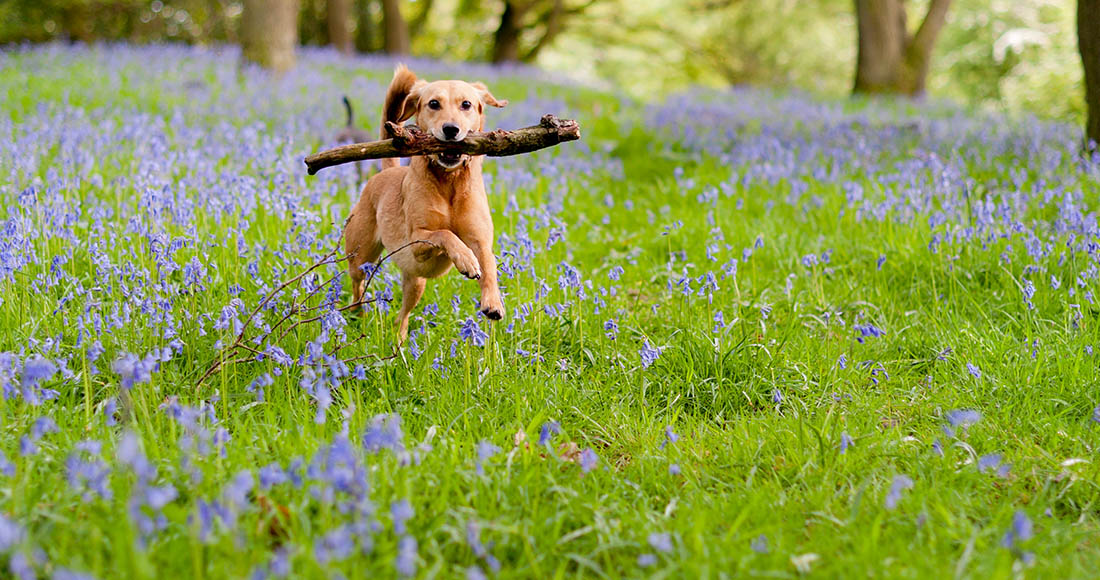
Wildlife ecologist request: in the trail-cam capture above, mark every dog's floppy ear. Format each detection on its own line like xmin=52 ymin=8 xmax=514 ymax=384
xmin=471 ymin=82 xmax=508 ymax=108
xmin=397 ymin=80 xmax=427 ymax=122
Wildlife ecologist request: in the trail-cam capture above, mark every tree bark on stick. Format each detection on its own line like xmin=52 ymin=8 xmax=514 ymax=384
xmin=240 ymin=0 xmax=301 ymax=73
xmin=381 ymin=0 xmax=410 ymax=54
xmin=328 ymin=0 xmax=354 ymax=55
xmin=1080 ymin=0 xmax=1100 ymax=149
xmin=853 ymin=0 xmax=952 ymax=96
xmin=305 ymin=115 xmax=581 ymax=175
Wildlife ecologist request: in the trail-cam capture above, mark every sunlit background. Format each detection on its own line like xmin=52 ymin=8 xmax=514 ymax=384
xmin=0 ymin=0 xmax=1084 ymax=119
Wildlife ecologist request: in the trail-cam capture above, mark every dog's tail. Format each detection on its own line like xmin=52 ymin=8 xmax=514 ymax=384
xmin=381 ymin=64 xmax=419 ymax=170
xmin=342 ymin=95 xmax=354 ymax=128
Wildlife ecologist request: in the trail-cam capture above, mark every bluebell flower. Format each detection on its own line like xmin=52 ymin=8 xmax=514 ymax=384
xmin=946 ymin=409 xmax=982 ymax=428
xmin=0 ymin=515 xmax=23 ymax=551
xmin=648 ymin=532 xmax=673 ymax=553
xmin=391 ymin=500 xmax=414 ymax=535
xmin=466 ymin=566 xmax=488 ymax=580
xmin=854 ymin=323 xmax=884 ymax=343
xmin=603 ymin=319 xmax=618 ymax=340
xmin=637 ymin=554 xmax=657 ymax=567
xmin=362 ymin=414 xmax=405 ymax=456
xmin=660 ymin=425 xmax=679 ymax=449
xmin=10 ymin=551 xmax=34 ymax=580
xmin=966 ymin=363 xmax=981 ymax=379
xmin=395 ymin=535 xmax=417 ymax=577
xmin=712 ymin=310 xmax=726 ymax=332
xmin=639 ymin=340 xmax=662 ymax=369
xmin=885 ymin=474 xmax=914 ymax=509
xmin=977 ymin=453 xmax=1001 ymax=472
xmin=259 ymin=463 xmax=288 ymax=489
xmin=103 ymin=398 xmax=118 ymax=426
xmin=751 ymin=534 xmax=768 ymax=553
xmin=458 ymin=317 xmax=489 ymax=347
xmin=1002 ymin=510 xmax=1033 ymax=548
xmin=839 ymin=432 xmax=854 ymax=454
xmin=579 ymin=448 xmax=598 ymax=473
xmin=31 ymin=416 xmax=58 ymax=438
xmin=314 ymin=526 xmax=355 ymax=563
xmin=669 ymin=463 xmax=681 ymax=475
xmin=52 ymin=568 xmax=97 ymax=580
xmin=539 ymin=421 xmax=561 ymax=446
xmin=476 ymin=440 xmax=501 ymax=475
xmin=1021 ymin=279 xmax=1036 ymax=309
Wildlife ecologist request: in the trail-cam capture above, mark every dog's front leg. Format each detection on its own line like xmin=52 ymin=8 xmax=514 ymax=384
xmin=467 ymin=240 xmax=504 ymax=320
xmin=410 ymin=229 xmax=482 ymax=280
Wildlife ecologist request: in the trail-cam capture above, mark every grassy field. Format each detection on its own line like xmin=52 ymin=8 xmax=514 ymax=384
xmin=2 ymin=43 xmax=1100 ymax=578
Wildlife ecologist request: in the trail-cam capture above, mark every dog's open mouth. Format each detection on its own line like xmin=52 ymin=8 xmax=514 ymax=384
xmin=435 ymin=151 xmax=464 ymax=168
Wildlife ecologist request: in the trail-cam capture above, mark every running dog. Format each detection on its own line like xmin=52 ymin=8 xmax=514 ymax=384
xmin=343 ymin=65 xmax=508 ymax=341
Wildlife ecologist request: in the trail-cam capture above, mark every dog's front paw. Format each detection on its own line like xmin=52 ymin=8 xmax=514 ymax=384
xmin=452 ymin=249 xmax=482 ymax=280
xmin=479 ymin=295 xmax=505 ymax=321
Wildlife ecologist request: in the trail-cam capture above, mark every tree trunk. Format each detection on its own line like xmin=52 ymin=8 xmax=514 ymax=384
xmin=356 ymin=0 xmax=378 ymax=52
xmin=328 ymin=0 xmax=354 ymax=55
xmin=1080 ymin=0 xmax=1100 ymax=149
xmin=381 ymin=0 xmax=410 ymax=54
xmin=240 ymin=0 xmax=300 ymax=73
xmin=492 ymin=1 xmax=528 ymax=63
xmin=853 ymin=0 xmax=951 ymax=96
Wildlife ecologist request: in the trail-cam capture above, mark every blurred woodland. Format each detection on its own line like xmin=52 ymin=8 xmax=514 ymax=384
xmin=0 ymin=0 xmax=1090 ymax=122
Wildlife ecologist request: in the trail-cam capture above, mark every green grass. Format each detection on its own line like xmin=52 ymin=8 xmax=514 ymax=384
xmin=1 ymin=44 xmax=1099 ymax=579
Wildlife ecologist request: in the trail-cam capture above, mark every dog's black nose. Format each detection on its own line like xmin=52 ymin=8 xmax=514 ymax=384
xmin=442 ymin=123 xmax=460 ymax=140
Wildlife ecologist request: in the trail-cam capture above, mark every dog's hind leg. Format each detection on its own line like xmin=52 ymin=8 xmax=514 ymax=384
xmin=345 ymin=207 xmax=384 ymax=310
xmin=396 ymin=273 xmax=426 ymax=343
xmin=347 ymin=241 xmax=383 ymax=309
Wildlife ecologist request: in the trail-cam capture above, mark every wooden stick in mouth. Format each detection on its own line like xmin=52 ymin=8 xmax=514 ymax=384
xmin=304 ymin=114 xmax=582 ymax=175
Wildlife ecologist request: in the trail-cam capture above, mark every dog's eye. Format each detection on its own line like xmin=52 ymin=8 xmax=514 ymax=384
xmin=428 ymin=99 xmax=441 ymax=110
xmin=460 ymin=100 xmax=472 ymax=110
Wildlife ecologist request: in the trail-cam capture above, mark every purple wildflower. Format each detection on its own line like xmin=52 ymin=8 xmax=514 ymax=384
xmin=391 ymin=500 xmax=414 ymax=535
xmin=538 ymin=421 xmax=561 ymax=446
xmin=639 ymin=340 xmax=662 ymax=368
xmin=579 ymin=448 xmax=598 ymax=473
xmin=459 ymin=317 xmax=489 ymax=347
xmin=396 ymin=535 xmax=417 ymax=577
xmin=885 ymin=474 xmax=914 ymax=509
xmin=839 ymin=432 xmax=854 ymax=454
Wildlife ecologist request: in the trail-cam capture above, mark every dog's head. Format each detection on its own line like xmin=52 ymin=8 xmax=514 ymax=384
xmin=396 ymin=78 xmax=508 ymax=169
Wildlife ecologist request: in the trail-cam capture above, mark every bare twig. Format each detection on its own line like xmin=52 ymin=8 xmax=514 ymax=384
xmin=195 ymin=238 xmax=433 ymax=389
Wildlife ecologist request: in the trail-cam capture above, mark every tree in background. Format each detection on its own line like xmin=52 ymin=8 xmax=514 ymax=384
xmin=491 ymin=0 xmax=592 ymax=63
xmin=328 ymin=0 xmax=354 ymax=55
xmin=241 ymin=0 xmax=300 ymax=72
xmin=382 ymin=0 xmax=410 ymax=54
xmin=1080 ymin=0 xmax=1100 ymax=147
xmin=853 ymin=0 xmax=952 ymax=95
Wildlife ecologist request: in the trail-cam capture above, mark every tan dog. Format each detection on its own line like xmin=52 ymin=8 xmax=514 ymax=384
xmin=344 ymin=65 xmax=508 ymax=341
